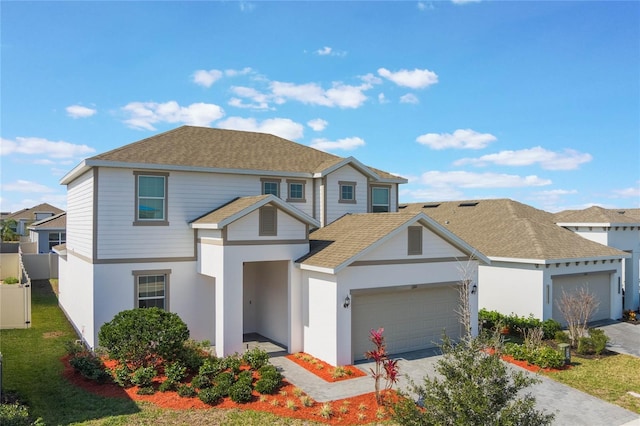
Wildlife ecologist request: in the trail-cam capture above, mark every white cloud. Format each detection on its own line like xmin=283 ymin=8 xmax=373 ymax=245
xmin=217 ymin=117 xmax=304 ymax=140
xmin=193 ymin=69 xmax=223 ymax=88
xmin=417 ymin=2 xmax=434 ymax=11
xmin=66 ymin=105 xmax=96 ymax=118
xmin=307 ymin=118 xmax=328 ymax=131
xmin=229 ymin=86 xmax=270 ymax=109
xmin=378 ymin=67 xmax=438 ymax=89
xmin=400 ymin=93 xmax=419 ymax=104
xmin=0 ymin=137 xmax=95 ymax=158
xmin=454 ymin=146 xmax=593 ymax=170
xmin=224 ymin=67 xmax=252 ymax=77
xmin=417 ymin=129 xmax=497 ymax=150
xmin=361 ymin=73 xmax=383 ymax=85
xmin=378 ymin=93 xmax=388 ymax=104
xmin=420 ymin=170 xmax=551 ymax=188
xmin=310 ymin=137 xmax=365 ymax=152
xmin=1 ymin=180 xmax=56 ymax=193
xmin=452 ymin=0 xmax=480 ymax=4
xmin=270 ymin=81 xmax=370 ymax=109
xmin=612 ymin=184 xmax=640 ymax=198
xmin=402 ymin=187 xmax=466 ymax=202
xmin=122 ymin=101 xmax=225 ymax=130
xmin=315 ymin=46 xmax=347 ymax=57
xmin=239 ymin=2 xmax=255 ymax=12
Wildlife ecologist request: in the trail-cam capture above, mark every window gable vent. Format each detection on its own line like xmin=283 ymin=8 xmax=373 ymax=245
xmin=422 ymin=203 xmax=440 ymax=208
xmin=458 ymin=202 xmax=479 ymax=207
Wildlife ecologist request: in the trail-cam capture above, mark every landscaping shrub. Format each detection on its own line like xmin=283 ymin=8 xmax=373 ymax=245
xmin=243 ymin=347 xmax=270 ymax=370
xmin=259 ymin=365 xmax=282 ymax=382
xmin=177 ymin=339 xmax=208 ymax=373
xmin=555 ymin=330 xmax=570 ymax=344
xmin=3 ymin=277 xmax=19 ymax=284
xmin=165 ymin=361 xmax=187 ymax=384
xmin=255 ymin=377 xmax=280 ymax=394
xmin=588 ymin=328 xmax=609 ymax=355
xmin=158 ymin=380 xmax=175 ymax=392
xmin=198 ymin=357 xmax=223 ymax=378
xmin=136 ymin=386 xmax=155 ymax=395
xmin=229 ymin=380 xmax=253 ymax=403
xmin=198 ymin=387 xmax=223 ymax=405
xmin=63 ymin=339 xmax=85 ymax=356
xmin=191 ymin=373 xmax=212 ymax=389
xmin=112 ymin=364 xmax=133 ymax=388
xmin=130 ymin=366 xmax=157 ymax=388
xmin=542 ymin=319 xmax=562 ymax=340
xmin=213 ymin=371 xmax=235 ymax=397
xmin=177 ymin=384 xmax=197 ymax=398
xmin=69 ymin=352 xmax=111 ymax=383
xmin=532 ymin=346 xmax=565 ymax=369
xmin=0 ymin=401 xmax=34 ymax=426
xmin=98 ymin=307 xmax=190 ymax=368
xmin=577 ymin=337 xmax=594 ymax=355
xmin=220 ymin=353 xmax=242 ymax=374
xmin=237 ymin=370 xmax=253 ymax=385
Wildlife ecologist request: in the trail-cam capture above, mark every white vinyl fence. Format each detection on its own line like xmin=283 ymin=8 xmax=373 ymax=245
xmin=0 ymin=250 xmax=32 ymax=329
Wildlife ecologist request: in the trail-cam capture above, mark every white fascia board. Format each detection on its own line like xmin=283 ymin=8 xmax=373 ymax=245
xmin=312 ymin=157 xmax=380 ymax=180
xmin=558 ymin=222 xmax=640 ymax=228
xmin=297 ymin=263 xmax=336 ymax=274
xmin=59 ymin=160 xmax=91 ymax=184
xmin=72 ymin=160 xmax=313 ymax=179
xmin=490 ymin=254 xmax=631 ymax=265
xmin=190 ymin=223 xmax=222 ymax=230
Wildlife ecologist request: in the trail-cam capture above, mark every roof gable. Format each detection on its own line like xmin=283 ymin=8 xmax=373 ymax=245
xmin=29 ymin=212 xmax=67 ymax=230
xmin=401 ymin=199 xmax=628 ymax=262
xmin=554 ymin=206 xmax=640 ymax=226
xmin=190 ymin=194 xmax=320 ymax=230
xmin=298 ymin=212 xmax=487 ymax=273
xmin=4 ymin=203 xmax=64 ymax=221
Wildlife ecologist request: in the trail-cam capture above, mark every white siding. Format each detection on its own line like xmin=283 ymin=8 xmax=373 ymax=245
xmin=479 ymin=264 xmax=545 ymax=319
xmin=96 ymin=169 xmax=313 ymax=260
xmin=66 ymin=170 xmax=94 ymax=259
xmin=226 ymin=209 xmax=307 ymax=241
xmin=358 ymin=226 xmax=465 ymax=262
xmin=58 ymin=253 xmax=95 ymax=345
xmin=92 ymin=261 xmax=216 ymax=348
xmin=302 ymin=272 xmax=339 ymax=364
xmin=324 ymin=165 xmax=369 ymax=225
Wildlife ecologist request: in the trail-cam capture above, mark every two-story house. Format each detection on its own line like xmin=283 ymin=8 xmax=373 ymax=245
xmin=57 ymin=126 xmax=485 ymax=366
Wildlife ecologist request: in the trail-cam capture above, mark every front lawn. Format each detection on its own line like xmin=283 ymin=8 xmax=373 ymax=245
xmin=544 ymin=353 xmax=640 ymax=414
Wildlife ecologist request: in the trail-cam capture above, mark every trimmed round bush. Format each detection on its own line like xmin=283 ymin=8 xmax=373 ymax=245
xmin=213 ymin=371 xmax=235 ymax=397
xmin=191 ymin=373 xmax=212 ymax=390
xmin=98 ymin=307 xmax=189 ymax=368
xmin=243 ymin=347 xmax=270 ymax=370
xmin=255 ymin=377 xmax=280 ymax=394
xmin=198 ymin=387 xmax=223 ymax=405
xmin=229 ymin=381 xmax=253 ymax=403
xmin=177 ymin=384 xmax=197 ymax=398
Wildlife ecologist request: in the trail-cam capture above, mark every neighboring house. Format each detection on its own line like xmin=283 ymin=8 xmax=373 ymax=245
xmin=2 ymin=203 xmax=64 ymax=236
xmin=57 ymin=126 xmax=482 ymax=365
xmin=401 ymin=199 xmax=629 ymax=325
xmin=28 ymin=212 xmax=66 ymax=253
xmin=554 ymin=206 xmax=640 ymax=312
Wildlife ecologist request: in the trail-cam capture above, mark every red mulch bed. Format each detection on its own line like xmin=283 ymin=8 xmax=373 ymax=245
xmin=484 ymin=349 xmax=570 ymax=373
xmin=285 ymin=353 xmax=367 ymax=382
xmin=62 ymin=355 xmax=393 ymax=424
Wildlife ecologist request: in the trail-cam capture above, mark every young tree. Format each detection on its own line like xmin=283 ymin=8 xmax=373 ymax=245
xmin=556 ymin=287 xmax=599 ymax=347
xmin=1 ymin=218 xmax=18 ymax=242
xmin=392 ymin=336 xmax=554 ymax=426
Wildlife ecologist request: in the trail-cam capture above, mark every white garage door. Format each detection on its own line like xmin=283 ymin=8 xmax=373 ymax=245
xmin=352 ymin=284 xmax=461 ymax=361
xmin=552 ymin=272 xmax=611 ymax=325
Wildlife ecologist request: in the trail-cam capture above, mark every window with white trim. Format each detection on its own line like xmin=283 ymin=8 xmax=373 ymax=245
xmin=48 ymin=231 xmax=66 ymax=251
xmin=135 ymin=173 xmax=168 ymax=223
xmin=371 ymin=186 xmax=390 ymax=213
xmin=135 ymin=272 xmax=169 ymax=310
xmin=339 ymin=181 xmax=356 ymax=203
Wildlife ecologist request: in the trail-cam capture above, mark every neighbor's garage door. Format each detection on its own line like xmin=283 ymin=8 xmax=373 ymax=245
xmin=352 ymin=285 xmax=461 ymax=361
xmin=552 ymin=272 xmax=611 ymax=325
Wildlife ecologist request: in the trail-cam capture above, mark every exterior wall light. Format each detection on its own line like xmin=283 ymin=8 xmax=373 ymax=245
xmin=471 ymin=284 xmax=477 ymax=295
xmin=343 ymin=295 xmax=351 ymax=308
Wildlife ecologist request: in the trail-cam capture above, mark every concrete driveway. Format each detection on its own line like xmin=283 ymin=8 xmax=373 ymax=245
xmin=595 ymin=320 xmax=640 ymax=357
xmin=271 ymin=345 xmax=640 ymax=426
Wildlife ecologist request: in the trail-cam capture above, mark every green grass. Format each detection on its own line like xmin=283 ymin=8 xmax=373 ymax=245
xmin=544 ymin=353 xmax=640 ymax=414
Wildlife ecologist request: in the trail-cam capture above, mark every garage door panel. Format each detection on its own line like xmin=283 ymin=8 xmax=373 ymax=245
xmin=552 ymin=273 xmax=611 ymax=325
xmin=352 ymin=285 xmax=461 ymax=361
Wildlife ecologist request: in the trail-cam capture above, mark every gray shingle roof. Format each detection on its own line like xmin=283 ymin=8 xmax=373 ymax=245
xmin=89 ymin=126 xmax=402 ymax=180
xmin=401 ymin=199 xmax=626 ymax=261
xmin=29 ymin=212 xmax=66 ymax=230
xmin=554 ymin=206 xmax=640 ymax=225
xmin=4 ymin=203 xmax=64 ymax=221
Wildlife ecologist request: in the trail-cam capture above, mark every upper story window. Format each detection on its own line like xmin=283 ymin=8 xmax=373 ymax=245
xmin=134 ymin=270 xmax=170 ymax=310
xmin=134 ymin=172 xmax=169 ymax=225
xmin=371 ymin=186 xmax=390 ymax=213
xmin=259 ymin=205 xmax=277 ymax=236
xmin=261 ymin=178 xmax=281 ymax=197
xmin=408 ymin=226 xmax=422 ymax=255
xmin=287 ymin=180 xmax=306 ymax=202
xmin=339 ymin=181 xmax=357 ymax=204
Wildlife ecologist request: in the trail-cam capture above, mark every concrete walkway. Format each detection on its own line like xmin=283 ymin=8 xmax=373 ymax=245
xmin=269 ymin=347 xmax=640 ymax=426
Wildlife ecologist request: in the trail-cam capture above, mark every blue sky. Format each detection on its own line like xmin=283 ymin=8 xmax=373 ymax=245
xmin=1 ymin=0 xmax=639 ymax=213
